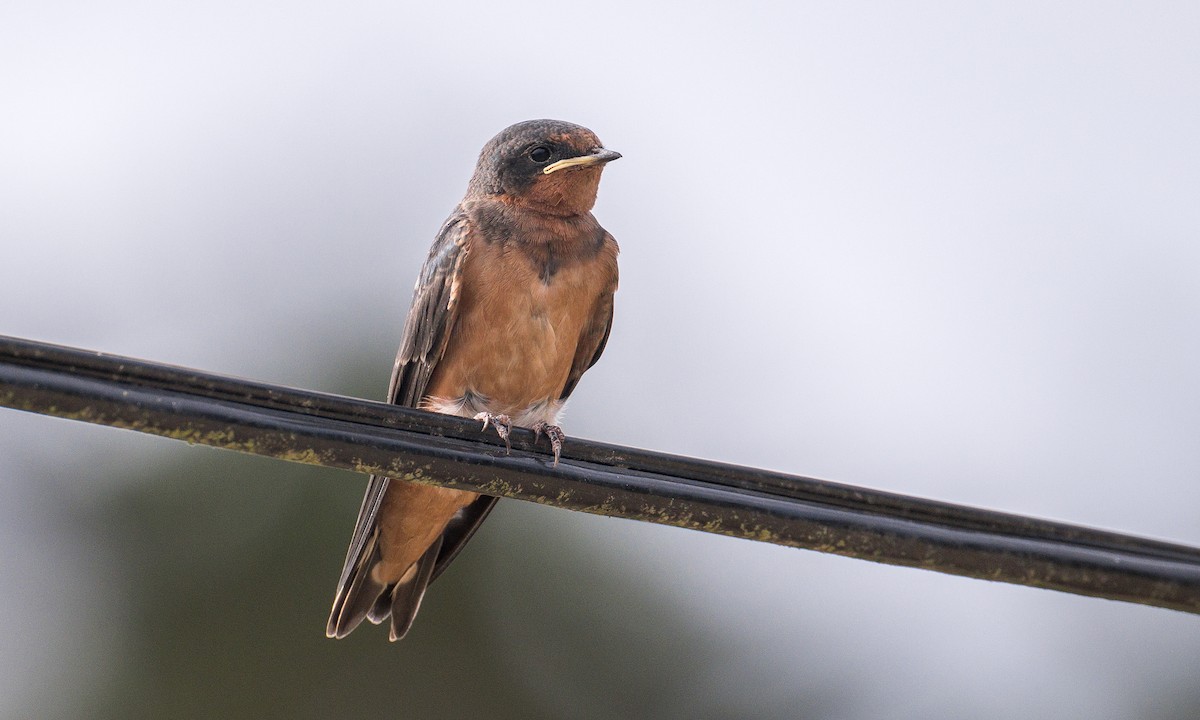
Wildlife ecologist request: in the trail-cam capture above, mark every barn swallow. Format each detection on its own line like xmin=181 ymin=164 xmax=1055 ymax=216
xmin=326 ymin=120 xmax=621 ymax=641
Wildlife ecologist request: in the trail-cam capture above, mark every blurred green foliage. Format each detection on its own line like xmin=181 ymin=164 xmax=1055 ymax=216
xmin=70 ymin=454 xmax=774 ymax=718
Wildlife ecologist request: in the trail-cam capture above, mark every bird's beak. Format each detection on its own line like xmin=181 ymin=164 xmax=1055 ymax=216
xmin=542 ymin=147 xmax=623 ymax=174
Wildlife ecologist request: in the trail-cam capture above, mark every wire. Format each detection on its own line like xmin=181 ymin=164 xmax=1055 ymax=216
xmin=2 ymin=333 xmax=1199 ymax=614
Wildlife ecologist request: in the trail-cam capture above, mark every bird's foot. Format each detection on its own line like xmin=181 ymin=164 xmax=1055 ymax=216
xmin=473 ymin=412 xmax=513 ymax=452
xmin=532 ymin=421 xmax=566 ymax=466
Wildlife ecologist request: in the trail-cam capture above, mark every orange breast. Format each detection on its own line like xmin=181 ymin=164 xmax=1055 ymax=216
xmin=423 ymin=236 xmax=615 ymax=418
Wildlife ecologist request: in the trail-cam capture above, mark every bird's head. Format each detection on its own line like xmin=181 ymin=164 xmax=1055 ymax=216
xmin=467 ymin=119 xmax=621 ymax=216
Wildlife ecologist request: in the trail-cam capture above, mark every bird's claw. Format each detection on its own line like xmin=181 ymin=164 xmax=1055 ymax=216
xmin=532 ymin=421 xmax=566 ymax=466
xmin=473 ymin=412 xmax=512 ymax=452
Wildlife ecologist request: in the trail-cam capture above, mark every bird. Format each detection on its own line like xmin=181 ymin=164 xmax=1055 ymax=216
xmin=326 ymin=119 xmax=621 ymax=641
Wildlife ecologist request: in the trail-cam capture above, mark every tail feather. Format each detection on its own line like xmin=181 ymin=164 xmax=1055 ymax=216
xmin=326 ymin=532 xmax=387 ymax=639
xmin=327 ymin=481 xmax=494 ymax=641
xmin=387 ymin=535 xmax=443 ymax=641
xmin=326 ymin=529 xmax=446 ymax=641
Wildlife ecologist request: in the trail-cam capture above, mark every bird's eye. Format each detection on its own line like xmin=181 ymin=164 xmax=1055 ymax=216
xmin=529 ymin=146 xmax=552 ymax=163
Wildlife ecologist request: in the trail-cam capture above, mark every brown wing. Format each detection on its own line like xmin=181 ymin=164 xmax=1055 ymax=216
xmin=327 ymin=210 xmax=498 ymax=639
xmin=559 ymin=233 xmax=618 ymax=400
xmin=390 ymin=211 xmax=473 ymax=407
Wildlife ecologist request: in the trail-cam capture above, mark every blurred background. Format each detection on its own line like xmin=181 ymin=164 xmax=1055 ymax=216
xmin=3 ymin=1 xmax=1200 ymax=718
